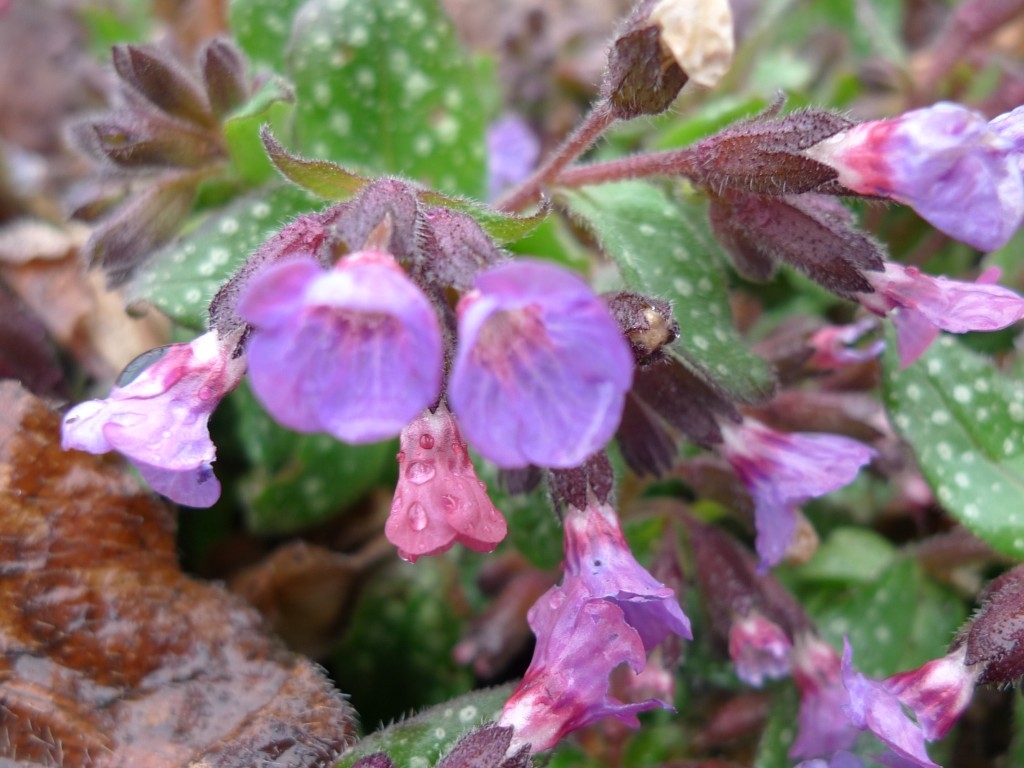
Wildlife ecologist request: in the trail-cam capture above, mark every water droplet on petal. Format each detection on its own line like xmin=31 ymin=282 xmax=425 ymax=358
xmin=408 ymin=502 xmax=428 ymax=531
xmin=406 ymin=460 xmax=436 ymax=484
xmin=419 ymin=434 xmax=435 ymax=449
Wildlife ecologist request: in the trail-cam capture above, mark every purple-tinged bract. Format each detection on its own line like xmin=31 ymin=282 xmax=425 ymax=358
xmin=720 ymin=418 xmax=875 ymax=571
xmin=805 ymin=102 xmax=1024 ymax=251
xmin=841 ymin=639 xmax=940 ymax=768
xmin=61 ymin=330 xmax=245 ymax=507
xmin=237 ymin=251 xmax=443 ymax=443
xmin=450 ymin=260 xmax=634 ymax=469
xmin=386 ymin=406 xmax=507 ymax=562
xmin=858 ymin=262 xmax=1024 ymax=367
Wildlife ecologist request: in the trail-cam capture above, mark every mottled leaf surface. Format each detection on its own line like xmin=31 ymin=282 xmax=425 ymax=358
xmin=562 ymin=182 xmax=776 ymax=403
xmin=288 ymin=0 xmax=487 ymax=197
xmin=0 ymin=381 xmax=354 ymax=767
xmin=228 ymin=0 xmax=305 ymax=73
xmin=125 ymin=184 xmax=320 ymax=329
xmin=882 ymin=331 xmax=1024 ymax=559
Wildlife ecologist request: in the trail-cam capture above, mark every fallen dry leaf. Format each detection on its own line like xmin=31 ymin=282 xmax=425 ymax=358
xmin=0 ymin=380 xmax=355 ymax=767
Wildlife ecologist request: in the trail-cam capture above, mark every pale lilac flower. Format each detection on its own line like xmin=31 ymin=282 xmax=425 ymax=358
xmin=236 ymin=251 xmax=443 ymax=443
xmin=487 ymin=114 xmax=540 ymax=202
xmin=884 ymin=645 xmax=980 ymax=741
xmin=61 ymin=330 xmax=245 ymax=507
xmin=795 ymin=752 xmax=865 ymax=768
xmin=841 ymin=639 xmax=940 ymax=768
xmin=807 ymin=319 xmax=884 ymax=370
xmin=791 ymin=633 xmax=858 ymax=759
xmin=804 ymin=102 xmax=1024 ymax=251
xmin=857 ymin=262 xmax=1024 ymax=367
xmin=562 ymin=500 xmax=692 ymax=649
xmin=729 ymin=611 xmax=793 ymax=686
xmin=385 ymin=406 xmax=507 ymax=562
xmin=720 ymin=418 xmax=875 ymax=571
xmin=450 ymin=260 xmax=633 ymax=469
xmin=497 ymin=580 xmax=668 ymax=754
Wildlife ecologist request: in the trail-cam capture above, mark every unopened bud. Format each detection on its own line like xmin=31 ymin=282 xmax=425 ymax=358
xmin=112 ymin=44 xmax=215 ymax=129
xmin=955 ymin=564 xmax=1024 ymax=686
xmin=649 ymin=0 xmax=735 ymax=88
xmin=603 ymin=291 xmax=678 ymax=362
xmin=200 ymin=38 xmax=249 ymax=117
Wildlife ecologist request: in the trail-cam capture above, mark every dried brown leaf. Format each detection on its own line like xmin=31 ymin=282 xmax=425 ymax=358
xmin=0 ymin=381 xmax=355 ymax=767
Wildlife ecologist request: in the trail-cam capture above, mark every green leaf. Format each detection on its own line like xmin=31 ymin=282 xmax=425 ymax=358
xmin=797 ymin=527 xmax=897 ymax=583
xmin=262 ymin=128 xmax=549 ymax=243
xmin=561 ymin=181 xmax=776 ymax=403
xmin=753 ymin=685 xmax=799 ymax=768
xmin=228 ymin=0 xmax=304 ymax=73
xmin=232 ymin=383 xmax=396 ymax=535
xmin=288 ymin=0 xmax=488 ymax=197
xmin=125 ymin=184 xmax=320 ymax=329
xmin=335 ymin=683 xmax=514 ymax=768
xmin=809 ymin=558 xmax=966 ymax=677
xmin=882 ymin=331 xmax=1024 ymax=559
xmin=475 ymin=461 xmax=562 ymax=571
xmin=223 ymin=77 xmax=295 ymax=185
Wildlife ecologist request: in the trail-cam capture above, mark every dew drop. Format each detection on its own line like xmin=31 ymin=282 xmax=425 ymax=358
xmin=419 ymin=434 xmax=435 ymax=449
xmin=408 ymin=502 xmax=428 ymax=531
xmin=406 ymin=460 xmax=436 ymax=484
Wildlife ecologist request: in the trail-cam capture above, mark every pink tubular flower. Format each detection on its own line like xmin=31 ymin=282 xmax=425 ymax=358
xmin=807 ymin=318 xmax=884 ymax=370
xmin=791 ymin=633 xmax=858 ymax=760
xmin=497 ymin=581 xmax=669 ymax=754
xmin=857 ymin=262 xmax=1024 ymax=367
xmin=61 ymin=330 xmax=245 ymax=507
xmin=236 ymin=252 xmax=443 ymax=443
xmin=729 ymin=612 xmax=793 ymax=687
xmin=841 ymin=640 xmax=940 ymax=768
xmin=884 ymin=645 xmax=980 ymax=742
xmin=498 ymin=499 xmax=689 ymax=753
xmin=385 ymin=406 xmax=507 ymax=562
xmin=563 ymin=500 xmax=692 ymax=649
xmin=449 ymin=260 xmax=634 ymax=469
xmin=804 ymin=102 xmax=1024 ymax=251
xmin=720 ymin=418 xmax=875 ymax=571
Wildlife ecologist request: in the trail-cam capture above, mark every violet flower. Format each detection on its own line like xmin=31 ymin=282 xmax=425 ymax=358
xmin=795 ymin=752 xmax=866 ymax=768
xmin=385 ymin=406 xmax=507 ymax=562
xmin=720 ymin=418 xmax=875 ymax=571
xmin=497 ymin=580 xmax=668 ymax=754
xmin=841 ymin=640 xmax=940 ymax=768
xmin=807 ymin=319 xmax=884 ymax=371
xmin=562 ymin=500 xmax=692 ymax=649
xmin=236 ymin=252 xmax=443 ymax=443
xmin=804 ymin=102 xmax=1024 ymax=251
xmin=61 ymin=329 xmax=245 ymax=507
xmin=729 ymin=611 xmax=793 ymax=687
xmin=791 ymin=633 xmax=858 ymax=760
xmin=857 ymin=262 xmax=1024 ymax=367
xmin=884 ymin=645 xmax=980 ymax=742
xmin=449 ymin=260 xmax=634 ymax=469
xmin=487 ymin=114 xmax=540 ymax=202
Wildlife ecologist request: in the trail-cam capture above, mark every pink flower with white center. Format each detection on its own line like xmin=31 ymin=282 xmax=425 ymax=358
xmin=884 ymin=645 xmax=980 ymax=742
xmin=720 ymin=418 xmax=875 ymax=571
xmin=804 ymin=102 xmax=1024 ymax=251
xmin=385 ymin=406 xmax=507 ymax=562
xmin=790 ymin=633 xmax=858 ymax=760
xmin=857 ymin=262 xmax=1024 ymax=367
xmin=729 ymin=611 xmax=793 ymax=687
xmin=61 ymin=329 xmax=245 ymax=507
xmin=841 ymin=639 xmax=940 ymax=768
xmin=236 ymin=251 xmax=443 ymax=443
xmin=449 ymin=260 xmax=634 ymax=469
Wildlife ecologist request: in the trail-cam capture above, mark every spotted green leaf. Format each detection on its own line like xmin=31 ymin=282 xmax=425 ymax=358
xmin=125 ymin=184 xmax=320 ymax=329
xmin=882 ymin=331 xmax=1024 ymax=559
xmin=562 ymin=181 xmax=776 ymax=403
xmin=335 ymin=683 xmax=514 ymax=768
xmin=228 ymin=0 xmax=304 ymax=73
xmin=288 ymin=0 xmax=487 ymax=197
xmin=232 ymin=383 xmax=396 ymax=535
